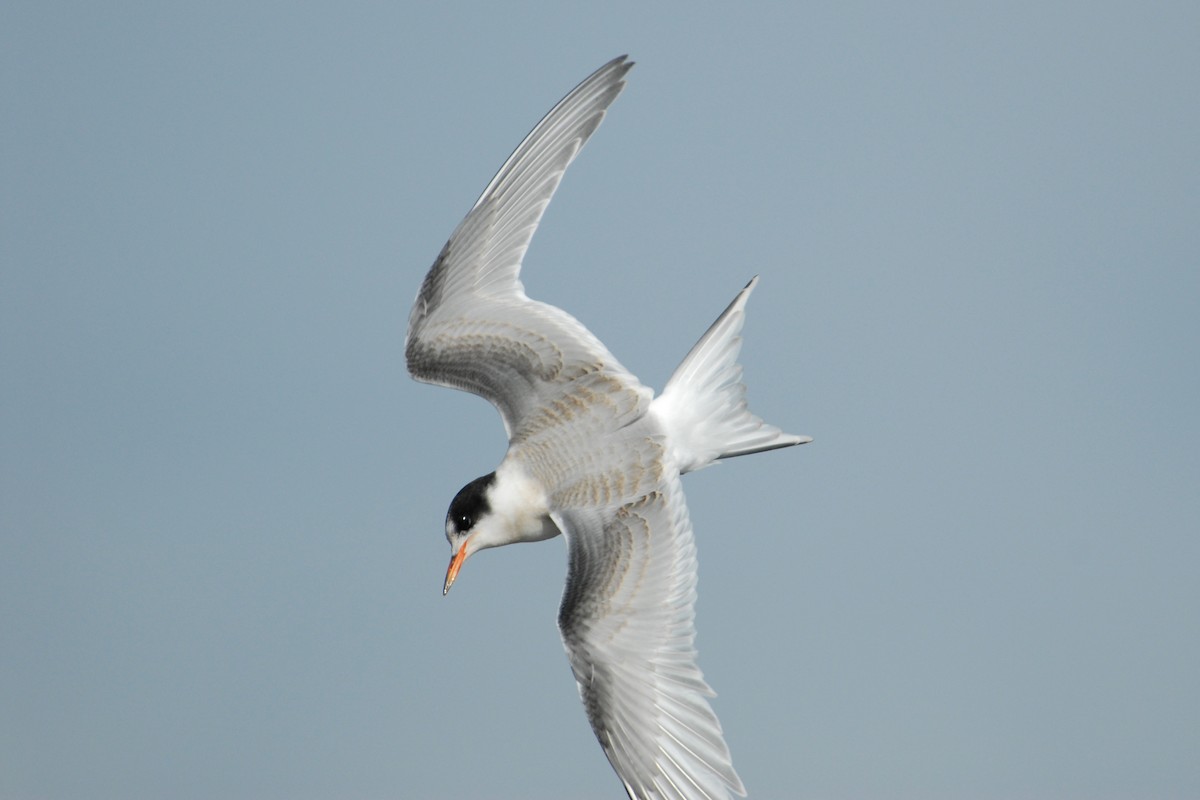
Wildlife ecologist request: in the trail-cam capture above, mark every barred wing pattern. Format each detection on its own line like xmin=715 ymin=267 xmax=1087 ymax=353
xmin=556 ymin=476 xmax=747 ymax=800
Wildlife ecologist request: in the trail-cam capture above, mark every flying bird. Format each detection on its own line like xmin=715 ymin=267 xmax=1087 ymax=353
xmin=406 ymin=55 xmax=810 ymax=800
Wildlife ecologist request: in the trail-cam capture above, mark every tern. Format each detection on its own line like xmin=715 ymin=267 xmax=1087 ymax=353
xmin=406 ymin=55 xmax=810 ymax=799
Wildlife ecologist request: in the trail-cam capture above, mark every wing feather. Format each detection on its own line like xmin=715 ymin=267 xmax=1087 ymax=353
xmin=406 ymin=56 xmax=645 ymax=436
xmin=556 ymin=479 xmax=747 ymax=800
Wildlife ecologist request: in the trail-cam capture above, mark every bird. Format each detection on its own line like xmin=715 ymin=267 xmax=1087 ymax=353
xmin=406 ymin=55 xmax=810 ymax=800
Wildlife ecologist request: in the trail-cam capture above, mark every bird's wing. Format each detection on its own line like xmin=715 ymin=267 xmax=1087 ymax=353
xmin=556 ymin=476 xmax=746 ymax=800
xmin=406 ymin=55 xmax=648 ymax=437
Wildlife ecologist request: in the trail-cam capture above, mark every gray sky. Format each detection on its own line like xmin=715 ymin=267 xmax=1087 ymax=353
xmin=2 ymin=2 xmax=1197 ymax=799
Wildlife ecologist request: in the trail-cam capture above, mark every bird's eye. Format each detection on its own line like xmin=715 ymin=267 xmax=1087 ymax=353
xmin=447 ymin=472 xmax=494 ymax=536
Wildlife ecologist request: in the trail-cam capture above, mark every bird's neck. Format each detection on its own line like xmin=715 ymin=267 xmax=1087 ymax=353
xmin=485 ymin=460 xmax=557 ymax=547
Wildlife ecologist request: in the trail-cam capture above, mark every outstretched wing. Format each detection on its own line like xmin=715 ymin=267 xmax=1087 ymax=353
xmin=556 ymin=477 xmax=746 ymax=800
xmin=406 ymin=56 xmax=648 ymax=437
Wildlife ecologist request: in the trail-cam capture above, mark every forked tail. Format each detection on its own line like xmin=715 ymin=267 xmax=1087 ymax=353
xmin=651 ymin=276 xmax=811 ymax=474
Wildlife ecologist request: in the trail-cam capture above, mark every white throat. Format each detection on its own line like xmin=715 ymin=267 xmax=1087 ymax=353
xmin=476 ymin=461 xmax=556 ymax=550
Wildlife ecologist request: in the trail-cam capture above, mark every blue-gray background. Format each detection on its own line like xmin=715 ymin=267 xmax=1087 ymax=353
xmin=3 ymin=3 xmax=1197 ymax=799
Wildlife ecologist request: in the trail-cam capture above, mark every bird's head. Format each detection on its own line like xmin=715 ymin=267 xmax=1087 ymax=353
xmin=440 ymin=465 xmax=560 ymax=595
xmin=442 ymin=472 xmax=497 ymax=595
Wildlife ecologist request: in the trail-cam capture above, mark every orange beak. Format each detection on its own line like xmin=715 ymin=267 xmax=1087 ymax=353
xmin=443 ymin=540 xmax=469 ymax=596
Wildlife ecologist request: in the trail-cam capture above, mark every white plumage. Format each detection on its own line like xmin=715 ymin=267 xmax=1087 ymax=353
xmin=406 ymin=55 xmax=809 ymax=799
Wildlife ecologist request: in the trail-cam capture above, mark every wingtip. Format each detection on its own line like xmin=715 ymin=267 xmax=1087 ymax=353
xmin=609 ymin=55 xmax=635 ymax=83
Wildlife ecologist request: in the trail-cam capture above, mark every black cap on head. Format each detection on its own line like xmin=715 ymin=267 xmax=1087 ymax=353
xmin=446 ymin=472 xmax=496 ymax=539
